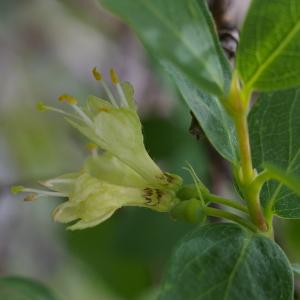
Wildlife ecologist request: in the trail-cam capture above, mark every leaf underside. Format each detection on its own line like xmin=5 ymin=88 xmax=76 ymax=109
xmin=101 ymin=0 xmax=237 ymax=163
xmin=164 ymin=63 xmax=237 ymax=163
xmin=101 ymin=0 xmax=228 ymax=96
xmin=159 ymin=223 xmax=293 ymax=300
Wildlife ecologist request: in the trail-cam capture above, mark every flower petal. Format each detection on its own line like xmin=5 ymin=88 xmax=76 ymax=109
xmin=94 ymin=107 xmax=162 ymax=184
xmin=87 ymin=95 xmax=113 ymax=114
xmin=84 ymin=152 xmax=148 ymax=188
xmin=67 ymin=209 xmax=116 ymax=230
xmin=121 ymin=82 xmax=137 ymax=111
xmin=52 ymin=202 xmax=79 ymax=223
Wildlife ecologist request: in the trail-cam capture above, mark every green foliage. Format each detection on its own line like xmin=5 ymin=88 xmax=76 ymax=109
xmin=50 ymin=0 xmax=300 ymax=298
xmin=0 ymin=277 xmax=60 ymax=300
xmin=101 ymin=0 xmax=229 ymax=96
xmin=237 ymin=0 xmax=300 ymax=92
xmin=164 ymin=64 xmax=237 ymax=163
xmin=12 ymin=0 xmax=300 ymax=298
xmin=159 ymin=223 xmax=293 ymax=300
xmin=249 ymin=89 xmax=300 ymax=218
xmin=264 ymin=164 xmax=300 ymax=197
xmin=99 ymin=0 xmax=237 ymax=163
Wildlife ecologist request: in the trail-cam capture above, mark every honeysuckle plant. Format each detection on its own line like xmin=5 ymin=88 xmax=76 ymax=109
xmin=5 ymin=0 xmax=300 ymax=299
xmin=13 ymin=68 xmax=182 ymax=229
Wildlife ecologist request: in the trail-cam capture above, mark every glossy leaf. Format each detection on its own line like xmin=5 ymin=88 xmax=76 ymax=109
xmin=237 ymin=0 xmax=300 ymax=92
xmin=164 ymin=63 xmax=238 ymax=163
xmin=249 ymin=88 xmax=300 ymax=218
xmin=0 ymin=277 xmax=60 ymax=300
xmin=100 ymin=0 xmax=230 ymax=96
xmin=159 ymin=223 xmax=293 ymax=300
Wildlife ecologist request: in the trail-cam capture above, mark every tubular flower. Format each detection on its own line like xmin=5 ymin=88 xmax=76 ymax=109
xmin=13 ymin=68 xmax=182 ymax=230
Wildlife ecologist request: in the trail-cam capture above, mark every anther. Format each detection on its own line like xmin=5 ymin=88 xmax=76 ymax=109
xmin=92 ymin=67 xmax=102 ymax=81
xmin=58 ymin=94 xmax=78 ymax=105
xmin=92 ymin=67 xmax=118 ymax=107
xmin=86 ymin=143 xmax=98 ymax=157
xmin=110 ymin=68 xmax=119 ymax=85
xmin=36 ymin=101 xmax=48 ymax=112
xmin=24 ymin=193 xmax=37 ymax=202
xmin=11 ymin=185 xmax=25 ymax=194
xmin=58 ymin=94 xmax=93 ymax=126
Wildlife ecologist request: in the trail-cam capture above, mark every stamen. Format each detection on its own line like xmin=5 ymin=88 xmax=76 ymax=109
xmin=101 ymin=80 xmax=119 ymax=107
xmin=110 ymin=68 xmax=119 ymax=85
xmin=22 ymin=187 xmax=68 ymax=198
xmin=39 ymin=178 xmax=75 ymax=188
xmin=86 ymin=143 xmax=98 ymax=157
xmin=36 ymin=101 xmax=48 ymax=112
xmin=58 ymin=95 xmax=93 ymax=125
xmin=36 ymin=102 xmax=80 ymax=119
xmin=12 ymin=185 xmax=67 ymax=200
xmin=92 ymin=67 xmax=118 ymax=107
xmin=24 ymin=193 xmax=38 ymax=202
xmin=92 ymin=67 xmax=102 ymax=81
xmin=110 ymin=68 xmax=128 ymax=107
xmin=58 ymin=94 xmax=92 ymax=126
xmin=71 ymin=105 xmax=93 ymax=127
xmin=58 ymin=94 xmax=78 ymax=105
xmin=11 ymin=185 xmax=25 ymax=194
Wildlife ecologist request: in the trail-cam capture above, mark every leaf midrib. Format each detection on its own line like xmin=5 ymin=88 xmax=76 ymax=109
xmin=223 ymin=236 xmax=252 ymax=300
xmin=244 ymin=20 xmax=300 ymax=90
xmin=140 ymin=0 xmax=222 ymax=90
xmin=178 ymin=233 xmax=253 ymax=300
xmin=190 ymin=95 xmax=237 ymax=162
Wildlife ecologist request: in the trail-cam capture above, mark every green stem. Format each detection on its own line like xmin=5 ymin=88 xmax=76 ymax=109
xmin=251 ymin=166 xmax=300 ymax=233
xmin=203 ymin=207 xmax=257 ymax=232
xmin=247 ymin=170 xmax=271 ymax=223
xmin=234 ymin=114 xmax=255 ymax=184
xmin=205 ymin=194 xmax=248 ymax=213
xmin=250 ymin=170 xmax=270 ymax=188
xmin=178 ymin=185 xmax=249 ymax=214
xmin=233 ymin=114 xmax=267 ymax=231
xmin=226 ymin=75 xmax=268 ymax=232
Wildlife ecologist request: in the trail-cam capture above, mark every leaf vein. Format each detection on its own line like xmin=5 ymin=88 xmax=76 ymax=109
xmin=245 ymin=18 xmax=300 ymax=90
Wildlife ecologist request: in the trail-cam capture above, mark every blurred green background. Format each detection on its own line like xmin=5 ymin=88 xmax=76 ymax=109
xmin=1 ymin=1 xmax=299 ymax=299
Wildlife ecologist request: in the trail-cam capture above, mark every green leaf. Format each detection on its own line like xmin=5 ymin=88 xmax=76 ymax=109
xmin=99 ymin=0 xmax=236 ymax=163
xmin=165 ymin=63 xmax=238 ymax=163
xmin=100 ymin=0 xmax=230 ymax=96
xmin=237 ymin=0 xmax=300 ymax=92
xmin=0 ymin=276 xmax=60 ymax=300
xmin=263 ymin=163 xmax=300 ymax=197
xmin=249 ymin=88 xmax=300 ymax=218
xmin=159 ymin=223 xmax=293 ymax=300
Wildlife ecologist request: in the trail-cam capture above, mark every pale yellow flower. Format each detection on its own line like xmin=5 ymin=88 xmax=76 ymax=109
xmin=13 ymin=68 xmax=182 ymax=229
